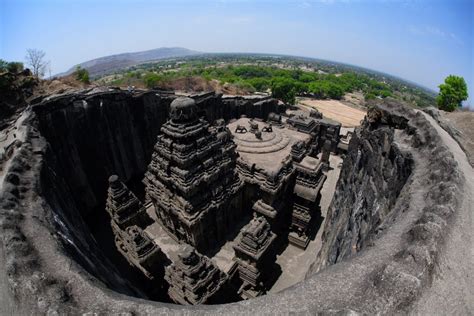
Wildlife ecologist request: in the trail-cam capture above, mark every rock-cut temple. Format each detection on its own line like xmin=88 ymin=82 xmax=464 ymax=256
xmin=105 ymin=96 xmax=343 ymax=304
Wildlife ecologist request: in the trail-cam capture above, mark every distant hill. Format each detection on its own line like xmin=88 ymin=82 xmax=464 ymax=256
xmin=60 ymin=47 xmax=201 ymax=77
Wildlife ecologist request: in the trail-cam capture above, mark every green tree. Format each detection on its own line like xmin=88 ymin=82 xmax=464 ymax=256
xmin=325 ymin=82 xmax=344 ymax=99
xmin=143 ymin=72 xmax=162 ymax=88
xmin=0 ymin=59 xmax=8 ymax=72
xmin=308 ymin=81 xmax=326 ymax=98
xmin=75 ymin=66 xmax=90 ymax=84
xmin=0 ymin=60 xmax=24 ymax=73
xmin=437 ymin=75 xmax=468 ymax=111
xmin=298 ymin=73 xmax=316 ymax=83
xmin=7 ymin=62 xmax=24 ymax=73
xmin=271 ymin=77 xmax=297 ymax=104
xmin=364 ymin=92 xmax=376 ymax=100
xmin=246 ymin=77 xmax=270 ymax=91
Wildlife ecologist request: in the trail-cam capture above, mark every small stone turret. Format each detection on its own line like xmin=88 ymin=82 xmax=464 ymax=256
xmin=106 ymin=175 xmax=161 ymax=279
xmin=289 ymin=156 xmax=326 ymax=249
xmin=291 ymin=140 xmax=306 ymax=162
xmin=233 ymin=216 xmax=276 ymax=299
xmin=115 ymin=225 xmax=165 ymax=279
xmin=106 ymin=174 xmax=150 ymax=230
xmin=165 ymin=245 xmax=228 ymax=305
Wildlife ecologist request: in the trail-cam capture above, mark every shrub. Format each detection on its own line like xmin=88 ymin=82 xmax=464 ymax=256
xmin=75 ymin=66 xmax=90 ymax=84
xmin=143 ymin=72 xmax=162 ymax=88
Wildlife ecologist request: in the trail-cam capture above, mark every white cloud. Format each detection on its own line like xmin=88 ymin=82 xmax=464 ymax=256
xmin=408 ymin=25 xmax=464 ymax=45
xmin=298 ymin=1 xmax=312 ymax=8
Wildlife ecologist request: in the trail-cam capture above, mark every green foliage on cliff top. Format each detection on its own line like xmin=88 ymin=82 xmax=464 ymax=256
xmin=437 ymin=75 xmax=468 ymax=112
xmin=96 ymin=55 xmax=436 ymax=107
xmin=0 ymin=59 xmax=24 ymax=74
xmin=75 ymin=66 xmax=90 ymax=84
xmin=135 ymin=65 xmax=395 ymax=104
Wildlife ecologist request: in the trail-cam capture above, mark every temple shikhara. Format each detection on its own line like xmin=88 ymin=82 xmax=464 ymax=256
xmin=106 ymin=96 xmax=343 ymax=304
xmin=143 ymin=97 xmax=244 ymax=253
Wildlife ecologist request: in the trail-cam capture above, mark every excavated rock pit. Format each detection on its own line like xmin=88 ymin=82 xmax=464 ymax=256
xmin=0 ymin=90 xmax=472 ymax=314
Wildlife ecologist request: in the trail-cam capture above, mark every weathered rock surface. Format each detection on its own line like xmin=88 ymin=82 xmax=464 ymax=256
xmin=313 ymin=102 xmax=414 ymax=269
xmin=0 ymin=69 xmax=38 ymax=129
xmin=0 ymin=95 xmax=472 ymax=314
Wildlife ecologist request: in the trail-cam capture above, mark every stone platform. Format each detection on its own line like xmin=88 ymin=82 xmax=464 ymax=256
xmin=227 ymin=118 xmax=310 ymax=173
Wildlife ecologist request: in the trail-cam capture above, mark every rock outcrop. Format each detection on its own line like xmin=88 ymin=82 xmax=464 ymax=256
xmin=0 ymin=69 xmax=38 ymax=128
xmin=314 ymin=103 xmax=413 ymax=269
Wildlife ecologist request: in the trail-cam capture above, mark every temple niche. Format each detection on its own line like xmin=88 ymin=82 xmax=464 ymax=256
xmin=105 ymin=94 xmax=345 ymax=304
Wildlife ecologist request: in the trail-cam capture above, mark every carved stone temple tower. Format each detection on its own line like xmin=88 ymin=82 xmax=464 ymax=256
xmin=106 ymin=174 xmax=151 ymax=235
xmin=165 ymin=245 xmax=228 ymax=305
xmin=233 ymin=216 xmax=276 ymax=299
xmin=117 ymin=225 xmax=165 ymax=279
xmin=289 ymin=156 xmax=326 ymax=249
xmin=106 ymin=175 xmax=162 ymax=279
xmin=144 ymin=97 xmax=244 ymax=253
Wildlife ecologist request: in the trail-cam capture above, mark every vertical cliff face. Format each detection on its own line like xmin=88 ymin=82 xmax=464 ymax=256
xmin=197 ymin=93 xmax=280 ymax=123
xmin=315 ymin=106 xmax=414 ymax=270
xmin=33 ymin=91 xmax=171 ymax=215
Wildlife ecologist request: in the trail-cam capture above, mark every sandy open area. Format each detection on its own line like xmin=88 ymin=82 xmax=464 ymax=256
xmin=299 ymin=98 xmax=367 ymax=127
xmin=442 ymin=110 xmax=474 ymax=168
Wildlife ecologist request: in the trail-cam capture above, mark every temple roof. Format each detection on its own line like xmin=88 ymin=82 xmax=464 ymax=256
xmin=228 ymin=117 xmax=310 ymax=174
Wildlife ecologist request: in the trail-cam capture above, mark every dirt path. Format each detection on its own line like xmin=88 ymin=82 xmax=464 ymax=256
xmin=412 ymin=111 xmax=474 ymax=314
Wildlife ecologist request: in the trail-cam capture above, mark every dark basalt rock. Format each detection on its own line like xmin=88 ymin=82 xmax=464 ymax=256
xmin=0 ymin=96 xmax=468 ymax=314
xmin=314 ymin=108 xmax=414 ymax=269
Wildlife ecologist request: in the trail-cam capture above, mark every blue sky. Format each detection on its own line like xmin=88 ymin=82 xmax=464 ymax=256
xmin=1 ymin=0 xmax=472 ymax=106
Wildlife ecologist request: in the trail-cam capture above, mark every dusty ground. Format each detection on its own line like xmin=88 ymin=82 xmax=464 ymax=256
xmin=342 ymin=92 xmax=366 ymax=110
xmin=442 ymin=110 xmax=474 ymax=167
xmin=298 ymin=98 xmax=367 ymax=127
